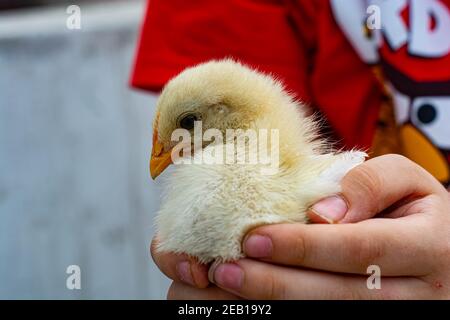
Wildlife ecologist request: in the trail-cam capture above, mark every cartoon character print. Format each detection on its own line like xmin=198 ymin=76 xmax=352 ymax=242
xmin=388 ymin=73 xmax=450 ymax=186
xmin=331 ymin=0 xmax=450 ymax=186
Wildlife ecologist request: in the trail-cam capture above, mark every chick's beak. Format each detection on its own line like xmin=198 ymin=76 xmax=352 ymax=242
xmin=150 ymin=129 xmax=173 ymax=180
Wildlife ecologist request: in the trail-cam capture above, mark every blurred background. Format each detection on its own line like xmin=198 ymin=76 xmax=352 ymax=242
xmin=0 ymin=0 xmax=170 ymax=299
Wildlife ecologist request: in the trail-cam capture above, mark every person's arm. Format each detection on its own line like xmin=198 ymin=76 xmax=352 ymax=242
xmin=158 ymin=155 xmax=450 ymax=299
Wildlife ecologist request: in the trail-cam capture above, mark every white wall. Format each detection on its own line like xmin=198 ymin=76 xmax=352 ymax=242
xmin=0 ymin=0 xmax=171 ymax=299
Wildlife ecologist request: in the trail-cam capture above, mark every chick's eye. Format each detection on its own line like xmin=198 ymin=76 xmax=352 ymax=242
xmin=178 ymin=114 xmax=200 ymax=130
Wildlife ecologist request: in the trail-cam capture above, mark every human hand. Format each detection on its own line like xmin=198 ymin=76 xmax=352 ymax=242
xmin=153 ymin=155 xmax=450 ymax=299
xmin=151 ymin=238 xmax=238 ymax=299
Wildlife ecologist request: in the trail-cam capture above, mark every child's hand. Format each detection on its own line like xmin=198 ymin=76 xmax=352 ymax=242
xmin=154 ymin=155 xmax=450 ymax=299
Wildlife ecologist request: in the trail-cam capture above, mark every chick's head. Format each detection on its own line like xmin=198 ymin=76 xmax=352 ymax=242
xmin=150 ymin=59 xmax=316 ymax=179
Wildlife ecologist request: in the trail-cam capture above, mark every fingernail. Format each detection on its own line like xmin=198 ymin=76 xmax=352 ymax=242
xmin=244 ymin=234 xmax=272 ymax=258
xmin=209 ymin=263 xmax=243 ymax=292
xmin=310 ymin=195 xmax=348 ymax=223
xmin=176 ymin=261 xmax=195 ymax=286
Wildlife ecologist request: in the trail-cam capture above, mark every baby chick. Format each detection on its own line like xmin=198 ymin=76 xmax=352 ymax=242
xmin=150 ymin=59 xmax=365 ymax=264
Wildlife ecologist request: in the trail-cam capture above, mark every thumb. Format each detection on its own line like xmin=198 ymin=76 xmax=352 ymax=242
xmin=307 ymin=154 xmax=443 ymax=224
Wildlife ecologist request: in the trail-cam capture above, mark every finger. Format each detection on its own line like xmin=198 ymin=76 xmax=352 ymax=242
xmin=307 ymin=209 xmax=332 ymax=224
xmin=243 ymin=216 xmax=435 ymax=276
xmin=209 ymin=259 xmax=432 ymax=300
xmin=151 ymin=237 xmax=210 ymax=288
xmin=167 ymin=281 xmax=240 ymax=300
xmin=307 ymin=154 xmax=446 ymax=224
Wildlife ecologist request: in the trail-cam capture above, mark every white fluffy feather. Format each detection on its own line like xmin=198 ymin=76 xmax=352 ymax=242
xmin=153 ymin=59 xmax=366 ymax=263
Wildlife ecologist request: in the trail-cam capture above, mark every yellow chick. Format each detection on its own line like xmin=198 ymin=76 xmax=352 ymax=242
xmin=150 ymin=59 xmax=365 ymax=264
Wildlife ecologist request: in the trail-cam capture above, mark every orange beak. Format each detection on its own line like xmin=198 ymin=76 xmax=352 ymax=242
xmin=400 ymin=124 xmax=449 ymax=183
xmin=150 ymin=125 xmax=173 ymax=180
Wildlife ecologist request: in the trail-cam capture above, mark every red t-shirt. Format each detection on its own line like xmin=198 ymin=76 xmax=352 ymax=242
xmin=131 ymin=0 xmax=450 ymax=186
